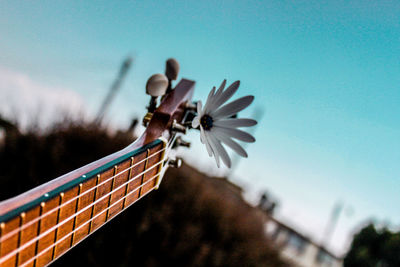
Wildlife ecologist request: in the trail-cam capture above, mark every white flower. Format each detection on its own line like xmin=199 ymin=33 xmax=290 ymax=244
xmin=192 ymin=80 xmax=257 ymax=168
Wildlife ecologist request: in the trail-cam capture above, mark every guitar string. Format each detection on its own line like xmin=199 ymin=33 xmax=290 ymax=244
xmin=0 ymin=131 xmax=177 ymax=260
xmin=0 ymin=162 xmax=167 ymax=264
xmin=20 ymin=174 xmax=160 ymax=267
xmin=0 ymin=148 xmax=165 ymax=243
xmin=19 ymin=173 xmax=161 ymax=267
xmin=0 ymin=139 xmax=172 ymax=243
xmin=36 ymin=176 xmax=160 ymax=267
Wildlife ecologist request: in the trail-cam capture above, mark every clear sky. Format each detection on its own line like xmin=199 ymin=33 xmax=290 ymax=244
xmin=1 ymin=0 xmax=399 ymax=255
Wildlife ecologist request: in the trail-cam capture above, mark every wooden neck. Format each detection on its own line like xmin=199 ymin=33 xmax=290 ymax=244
xmin=0 ymin=139 xmax=166 ymax=267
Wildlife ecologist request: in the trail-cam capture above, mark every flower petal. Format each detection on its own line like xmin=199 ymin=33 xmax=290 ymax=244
xmin=200 ymin=125 xmax=213 ymax=156
xmin=192 ymin=116 xmax=200 ymax=128
xmin=208 ymin=132 xmax=232 ymax=168
xmin=210 ymin=80 xmax=240 ymax=112
xmin=203 ymin=86 xmax=216 ymax=114
xmin=197 ymin=100 xmax=203 ymax=116
xmin=211 ymin=95 xmax=254 ymax=120
xmin=214 ymin=126 xmax=256 ymax=143
xmin=206 ymin=80 xmax=226 ymax=113
xmin=205 ymin=131 xmax=220 ymax=167
xmin=213 ymin=130 xmax=248 ymax=158
xmin=215 ymin=79 xmax=226 ymax=99
xmin=214 ymin=118 xmax=257 ymax=128
xmin=205 ymin=141 xmax=213 ymax=157
xmin=199 ymin=126 xmax=205 ymax=144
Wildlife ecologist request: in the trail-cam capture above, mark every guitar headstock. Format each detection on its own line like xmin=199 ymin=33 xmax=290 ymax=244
xmin=141 ymin=78 xmax=195 ymax=141
xmin=138 ymin=58 xmax=257 ymax=172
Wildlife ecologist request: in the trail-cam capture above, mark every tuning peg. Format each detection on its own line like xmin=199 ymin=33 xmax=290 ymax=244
xmin=165 ymin=58 xmax=180 ymax=93
xmin=171 ymin=120 xmax=186 ymax=134
xmin=168 ymin=157 xmax=182 ymax=168
xmin=146 ymin=74 xmax=168 ymax=113
xmin=185 ymin=101 xmax=197 ymax=111
xmin=165 ymin=58 xmax=180 ymax=81
xmin=146 ymin=73 xmax=168 ymax=97
xmin=174 ymin=136 xmax=191 ymax=148
xmin=142 ymin=112 xmax=153 ymax=126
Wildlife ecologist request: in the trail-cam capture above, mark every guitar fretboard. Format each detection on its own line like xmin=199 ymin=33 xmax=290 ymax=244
xmin=0 ymin=140 xmax=165 ymax=267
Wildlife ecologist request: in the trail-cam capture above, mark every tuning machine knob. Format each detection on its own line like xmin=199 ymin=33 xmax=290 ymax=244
xmin=142 ymin=112 xmax=153 ymax=126
xmin=168 ymin=157 xmax=182 ymax=168
xmin=185 ymin=101 xmax=197 ymax=111
xmin=174 ymin=136 xmax=191 ymax=148
xmin=145 ymin=73 xmax=169 ymax=113
xmin=165 ymin=58 xmax=180 ymax=93
xmin=171 ymin=120 xmax=186 ymax=134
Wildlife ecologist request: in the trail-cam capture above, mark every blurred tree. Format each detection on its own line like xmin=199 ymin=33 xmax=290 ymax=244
xmin=0 ymin=118 xmax=287 ymax=267
xmin=344 ymin=223 xmax=400 ymax=267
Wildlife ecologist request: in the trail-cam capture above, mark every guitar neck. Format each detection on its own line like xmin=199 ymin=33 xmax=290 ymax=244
xmin=0 ymin=77 xmax=195 ymax=267
xmin=0 ymin=139 xmax=166 ymax=267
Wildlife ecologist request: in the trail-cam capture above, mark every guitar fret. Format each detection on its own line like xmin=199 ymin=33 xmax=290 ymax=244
xmin=155 ymin=141 xmax=167 ymax=189
xmin=106 ymin=166 xmax=118 ymax=221
xmin=15 ymin=212 xmax=25 ymax=266
xmin=109 ymin=160 xmax=132 ymax=219
xmin=91 ymin=167 xmax=114 ymax=230
xmin=0 ymin=217 xmax=19 ymax=266
xmin=70 ymin=184 xmax=82 ymax=247
xmin=142 ymin=145 xmax=164 ymax=195
xmin=138 ymin=149 xmax=150 ymax=198
xmin=54 ymin=186 xmax=80 ymax=258
xmin=36 ymin=195 xmax=60 ymax=266
xmin=18 ymin=205 xmax=42 ymax=267
xmin=88 ymin=175 xmax=100 ymax=234
xmin=51 ymin=193 xmax=64 ymax=260
xmin=123 ymin=157 xmax=134 ymax=209
xmin=125 ymin=153 xmax=147 ymax=206
xmin=32 ymin=203 xmax=44 ymax=267
xmin=70 ymin=178 xmax=94 ymax=246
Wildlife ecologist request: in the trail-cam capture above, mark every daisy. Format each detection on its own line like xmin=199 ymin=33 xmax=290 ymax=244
xmin=192 ymin=80 xmax=257 ymax=168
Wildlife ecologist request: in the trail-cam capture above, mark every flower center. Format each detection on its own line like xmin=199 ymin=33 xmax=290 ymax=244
xmin=200 ymin=115 xmax=213 ymax=130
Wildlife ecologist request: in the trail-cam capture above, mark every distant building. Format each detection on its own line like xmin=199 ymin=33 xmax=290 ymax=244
xmin=264 ymin=216 xmax=343 ymax=267
xmin=209 ymin=177 xmax=344 ymax=267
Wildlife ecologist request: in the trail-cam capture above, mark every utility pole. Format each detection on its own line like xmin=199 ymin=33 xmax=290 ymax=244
xmin=322 ymin=201 xmax=343 ymax=247
xmin=95 ymin=56 xmax=133 ymax=124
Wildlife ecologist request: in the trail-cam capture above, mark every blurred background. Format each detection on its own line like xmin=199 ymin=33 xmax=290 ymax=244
xmin=0 ymin=1 xmax=399 ymax=266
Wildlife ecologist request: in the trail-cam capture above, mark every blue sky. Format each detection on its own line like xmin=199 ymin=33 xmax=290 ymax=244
xmin=1 ymin=0 xmax=399 ymax=254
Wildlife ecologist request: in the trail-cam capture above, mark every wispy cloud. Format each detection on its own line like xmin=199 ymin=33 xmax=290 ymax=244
xmin=0 ymin=66 xmax=86 ymax=129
